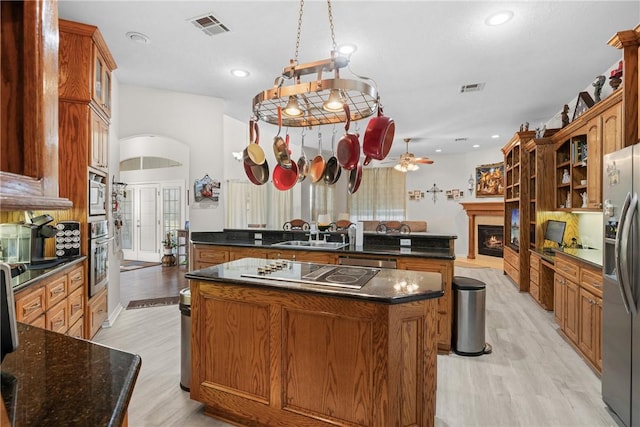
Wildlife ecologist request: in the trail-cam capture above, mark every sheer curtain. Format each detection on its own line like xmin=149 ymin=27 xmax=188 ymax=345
xmin=310 ymin=183 xmax=335 ymax=223
xmin=225 ymin=181 xmax=292 ymax=229
xmin=348 ymin=168 xmax=405 ymax=220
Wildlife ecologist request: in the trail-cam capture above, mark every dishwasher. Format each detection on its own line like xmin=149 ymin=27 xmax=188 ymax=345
xmin=337 ymin=256 xmax=397 ymax=269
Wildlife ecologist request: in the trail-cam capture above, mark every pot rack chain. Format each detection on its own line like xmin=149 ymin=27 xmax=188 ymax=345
xmin=252 ymin=0 xmax=379 ymax=127
xmin=293 ymin=0 xmax=337 ymax=67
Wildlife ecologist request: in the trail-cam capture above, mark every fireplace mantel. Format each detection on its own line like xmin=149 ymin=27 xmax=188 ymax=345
xmin=460 ymin=201 xmax=505 ymax=259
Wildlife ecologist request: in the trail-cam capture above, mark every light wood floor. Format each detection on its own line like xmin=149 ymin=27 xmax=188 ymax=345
xmin=94 ymin=265 xmax=616 ymax=427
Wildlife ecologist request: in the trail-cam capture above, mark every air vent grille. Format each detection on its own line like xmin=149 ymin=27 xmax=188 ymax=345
xmin=189 ymin=13 xmax=230 ymax=36
xmin=454 ymin=137 xmax=468 ymax=142
xmin=460 ymin=83 xmax=485 ymax=93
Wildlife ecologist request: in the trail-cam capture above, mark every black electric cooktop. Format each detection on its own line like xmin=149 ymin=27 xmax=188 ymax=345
xmin=241 ymin=262 xmax=379 ymax=290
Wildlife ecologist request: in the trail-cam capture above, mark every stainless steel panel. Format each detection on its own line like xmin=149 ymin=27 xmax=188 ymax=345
xmin=631 ymin=144 xmax=640 ymax=427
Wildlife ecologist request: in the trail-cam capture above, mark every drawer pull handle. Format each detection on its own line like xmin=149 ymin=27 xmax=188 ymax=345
xmin=24 ymin=302 xmax=42 ymax=314
xmin=71 ymin=303 xmax=82 ymax=312
xmin=53 ymin=319 xmax=65 ymax=328
xmin=51 ymin=287 xmax=65 ymax=295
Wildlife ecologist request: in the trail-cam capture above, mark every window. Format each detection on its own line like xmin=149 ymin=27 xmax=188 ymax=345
xmin=226 ymin=181 xmax=292 ymax=229
xmin=348 ymin=168 xmax=406 ymax=220
xmin=162 ymin=187 xmax=181 ymax=242
xmin=310 ymin=183 xmax=335 ymax=223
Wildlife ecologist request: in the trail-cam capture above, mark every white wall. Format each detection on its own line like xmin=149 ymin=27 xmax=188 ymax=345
xmin=118 ymin=85 xmax=225 ymax=232
xmin=405 ymin=147 xmax=504 ymax=258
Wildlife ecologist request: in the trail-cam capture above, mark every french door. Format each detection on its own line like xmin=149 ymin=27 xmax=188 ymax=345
xmin=121 ymin=184 xmax=160 ymax=262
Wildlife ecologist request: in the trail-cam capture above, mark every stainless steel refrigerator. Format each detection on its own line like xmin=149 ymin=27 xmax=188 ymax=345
xmin=602 ymin=144 xmax=640 ymax=427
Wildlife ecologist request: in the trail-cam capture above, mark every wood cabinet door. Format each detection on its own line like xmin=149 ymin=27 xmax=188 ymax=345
xmin=578 ymin=288 xmax=598 ymax=365
xmin=90 ymin=109 xmax=108 ymax=170
xmin=46 ymin=299 xmax=69 ymax=334
xmin=564 ymin=279 xmax=580 ymax=344
xmin=595 ymin=295 xmax=602 ymax=371
xmin=586 ymin=116 xmax=602 ymax=209
xmin=15 ymin=286 xmax=46 ymax=323
xmin=602 ymin=102 xmax=622 ymax=155
xmin=553 ymin=274 xmax=564 ymax=326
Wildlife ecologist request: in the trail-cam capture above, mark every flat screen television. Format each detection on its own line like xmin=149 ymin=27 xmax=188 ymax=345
xmin=544 ymin=220 xmax=566 ymax=248
xmin=510 ymin=209 xmax=520 ymax=246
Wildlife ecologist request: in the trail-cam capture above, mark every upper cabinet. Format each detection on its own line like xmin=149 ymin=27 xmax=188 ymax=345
xmin=0 ymin=1 xmax=72 ymax=211
xmin=58 ymin=19 xmax=116 ymax=120
xmin=608 ymin=25 xmax=640 ymax=148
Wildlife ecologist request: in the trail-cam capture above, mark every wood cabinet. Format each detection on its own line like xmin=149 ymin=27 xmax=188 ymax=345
xmin=90 ymin=109 xmax=109 ymax=171
xmin=191 ymin=278 xmax=439 ymax=426
xmin=92 ymin=47 xmax=113 ymax=118
xmin=529 ymin=251 xmax=554 ymax=310
xmin=88 ymin=286 xmax=108 ymax=339
xmin=551 ymin=90 xmax=622 ymax=212
xmin=553 ymin=253 xmax=603 ymax=373
xmin=0 ymin=0 xmax=72 ymax=211
xmin=525 ymin=135 xmax=557 ymax=249
xmin=191 ymin=243 xmax=454 ymax=353
xmin=14 ymin=262 xmax=85 ymax=338
xmin=502 ymin=131 xmax=536 ymax=291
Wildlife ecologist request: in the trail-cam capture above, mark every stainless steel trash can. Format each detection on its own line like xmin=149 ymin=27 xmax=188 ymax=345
xmin=453 ymin=276 xmax=492 ymax=356
xmin=179 ymin=287 xmax=191 ymax=391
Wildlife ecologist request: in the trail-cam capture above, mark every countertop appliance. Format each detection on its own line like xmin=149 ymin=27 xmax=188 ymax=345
xmin=602 ymin=144 xmax=639 ymax=427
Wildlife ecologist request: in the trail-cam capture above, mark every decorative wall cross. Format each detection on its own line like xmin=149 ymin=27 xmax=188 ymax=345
xmin=426 ymin=183 xmax=443 ymax=204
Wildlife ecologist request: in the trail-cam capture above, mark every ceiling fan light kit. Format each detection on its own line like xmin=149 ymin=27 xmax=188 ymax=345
xmin=394 ymin=138 xmax=433 ymax=172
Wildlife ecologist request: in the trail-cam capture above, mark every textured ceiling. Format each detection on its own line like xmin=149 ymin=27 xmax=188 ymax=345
xmin=58 ymin=1 xmax=640 ymax=160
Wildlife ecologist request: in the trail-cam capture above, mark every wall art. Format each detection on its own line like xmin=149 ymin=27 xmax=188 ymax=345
xmin=475 ymin=162 xmax=504 ymax=198
xmin=194 ymin=174 xmax=220 ymax=202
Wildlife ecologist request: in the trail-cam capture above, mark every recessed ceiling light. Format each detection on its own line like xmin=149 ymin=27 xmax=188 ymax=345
xmin=231 ymin=69 xmax=249 ymax=78
xmin=337 ymin=43 xmax=357 ymax=55
xmin=435 ymin=149 xmax=442 ymax=153
xmin=473 ymin=144 xmax=480 ymax=148
xmin=486 ymin=11 xmax=514 ymax=26
xmin=491 ymin=134 xmax=500 ymax=139
xmin=126 ymin=31 xmax=150 ymax=44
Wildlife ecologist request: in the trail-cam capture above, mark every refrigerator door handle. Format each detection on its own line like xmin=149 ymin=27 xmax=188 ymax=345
xmin=615 ymin=192 xmax=634 ymax=315
xmin=620 ymin=192 xmax=638 ymax=316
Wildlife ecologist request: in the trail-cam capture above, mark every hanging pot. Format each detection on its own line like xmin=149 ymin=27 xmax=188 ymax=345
xmin=297 ymin=130 xmax=309 ymax=182
xmin=362 ymin=106 xmax=395 ymax=165
xmin=243 ymin=119 xmax=265 ymax=166
xmin=324 ymin=128 xmax=341 ymax=185
xmin=309 ymin=131 xmax=326 ymax=183
xmin=244 ymin=158 xmax=269 ymax=185
xmin=273 ymin=106 xmax=293 ymax=169
xmin=348 ymin=161 xmax=363 ymax=194
xmin=337 ymin=104 xmax=361 ymax=170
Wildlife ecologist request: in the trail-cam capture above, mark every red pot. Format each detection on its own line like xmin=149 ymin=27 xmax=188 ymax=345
xmin=273 ymin=160 xmax=298 ymax=190
xmin=362 ymin=107 xmax=395 ymax=164
xmin=337 ymin=104 xmax=360 ymax=170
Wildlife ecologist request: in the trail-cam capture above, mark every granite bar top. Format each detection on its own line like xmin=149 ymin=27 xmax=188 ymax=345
xmin=186 ymin=257 xmax=444 ymax=304
xmin=10 ymin=256 xmax=86 ymax=292
xmin=190 ymin=230 xmax=456 ymax=260
xmin=1 ymin=323 xmax=141 ymax=427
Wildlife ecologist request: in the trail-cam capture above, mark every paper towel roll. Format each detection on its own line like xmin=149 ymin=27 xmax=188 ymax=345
xmin=356 ymin=221 xmax=364 ymax=249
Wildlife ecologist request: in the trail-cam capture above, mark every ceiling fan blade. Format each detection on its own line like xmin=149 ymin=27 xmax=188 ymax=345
xmin=414 ymin=157 xmax=434 ymax=164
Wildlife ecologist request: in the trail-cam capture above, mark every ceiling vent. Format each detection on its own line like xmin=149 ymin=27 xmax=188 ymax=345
xmin=459 ymin=83 xmax=485 ymax=93
xmin=454 ymin=137 xmax=468 ymax=142
xmin=189 ymin=13 xmax=230 ymax=36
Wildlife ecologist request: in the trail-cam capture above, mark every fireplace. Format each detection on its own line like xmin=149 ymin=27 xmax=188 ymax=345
xmin=478 ymin=225 xmax=504 ymax=258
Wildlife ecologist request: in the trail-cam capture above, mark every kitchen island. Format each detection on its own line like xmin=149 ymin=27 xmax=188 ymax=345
xmin=186 ymin=258 xmax=443 ymax=427
xmin=190 ymin=229 xmax=456 ymax=353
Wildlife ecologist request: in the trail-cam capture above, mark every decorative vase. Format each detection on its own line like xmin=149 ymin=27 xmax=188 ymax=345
xmin=162 ymin=248 xmax=176 ymax=266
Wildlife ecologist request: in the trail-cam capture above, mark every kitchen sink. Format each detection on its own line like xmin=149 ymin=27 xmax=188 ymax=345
xmin=271 ymin=240 xmax=348 ymax=250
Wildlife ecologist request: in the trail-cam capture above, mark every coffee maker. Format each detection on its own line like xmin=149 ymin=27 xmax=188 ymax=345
xmin=27 ymin=214 xmax=57 ymax=264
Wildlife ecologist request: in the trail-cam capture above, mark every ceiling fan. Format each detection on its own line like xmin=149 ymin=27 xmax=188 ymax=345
xmin=394 ymin=138 xmax=433 ymax=172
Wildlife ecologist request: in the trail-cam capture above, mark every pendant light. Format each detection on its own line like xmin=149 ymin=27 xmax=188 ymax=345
xmin=252 ymin=0 xmax=381 ymax=128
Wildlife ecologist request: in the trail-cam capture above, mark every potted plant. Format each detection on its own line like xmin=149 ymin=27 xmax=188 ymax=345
xmin=161 ymin=232 xmax=177 ymax=266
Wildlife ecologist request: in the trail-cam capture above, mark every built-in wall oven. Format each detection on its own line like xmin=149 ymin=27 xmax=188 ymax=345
xmin=89 ymin=220 xmax=109 ymax=297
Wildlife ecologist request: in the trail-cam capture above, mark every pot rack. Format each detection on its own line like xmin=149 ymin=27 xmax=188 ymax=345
xmin=251 ymin=0 xmax=380 ymax=128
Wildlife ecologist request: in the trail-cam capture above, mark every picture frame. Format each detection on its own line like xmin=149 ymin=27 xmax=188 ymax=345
xmin=194 ymin=174 xmax=220 ymax=202
xmin=475 ymin=162 xmax=504 ymax=198
xmin=572 ymin=91 xmax=595 ymax=121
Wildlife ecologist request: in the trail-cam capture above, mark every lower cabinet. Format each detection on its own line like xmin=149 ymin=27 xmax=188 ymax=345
xmin=553 ymin=253 xmax=603 ymax=373
xmin=14 ymin=262 xmax=85 ymax=338
xmin=87 ymin=286 xmax=108 ymax=339
xmin=191 ymin=244 xmax=454 ymax=353
xmin=503 ymin=246 xmax=520 ymax=286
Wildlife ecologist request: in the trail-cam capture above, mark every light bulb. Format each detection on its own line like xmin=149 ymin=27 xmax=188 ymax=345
xmin=283 ymin=96 xmax=303 ymax=117
xmin=322 ymin=89 xmax=344 ymax=112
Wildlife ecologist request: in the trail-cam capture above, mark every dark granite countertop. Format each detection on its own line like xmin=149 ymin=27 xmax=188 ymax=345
xmin=10 ymin=256 xmax=86 ymax=292
xmin=531 ymin=247 xmax=602 ymax=269
xmin=186 ymin=258 xmax=444 ymax=304
xmin=190 ymin=230 xmax=456 ymax=260
xmin=1 ymin=323 xmax=141 ymax=427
